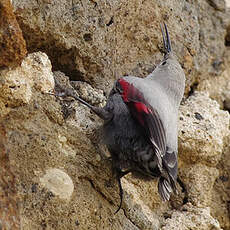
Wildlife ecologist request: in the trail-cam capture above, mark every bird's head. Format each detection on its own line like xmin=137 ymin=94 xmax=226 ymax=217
xmin=151 ymin=23 xmax=186 ymax=99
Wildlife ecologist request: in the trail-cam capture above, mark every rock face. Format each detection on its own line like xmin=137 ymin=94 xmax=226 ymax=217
xmin=0 ymin=0 xmax=27 ymax=68
xmin=197 ymin=67 xmax=230 ymax=109
xmin=0 ymin=52 xmax=229 ymax=229
xmin=40 ymin=168 xmax=74 ymax=201
xmin=0 ymin=124 xmax=20 ymax=230
xmin=12 ymin=0 xmax=229 ymax=94
xmin=0 ymin=52 xmax=54 ymax=118
xmin=0 ymin=0 xmax=230 ymax=229
xmin=178 ymin=90 xmax=229 ymax=201
xmin=162 ymin=204 xmax=222 ymax=230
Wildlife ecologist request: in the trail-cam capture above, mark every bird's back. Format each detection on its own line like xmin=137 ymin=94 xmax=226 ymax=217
xmin=123 ymin=76 xmax=178 ymax=151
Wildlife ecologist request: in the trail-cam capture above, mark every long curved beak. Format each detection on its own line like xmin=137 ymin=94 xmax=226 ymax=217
xmin=160 ymin=23 xmax=171 ymax=54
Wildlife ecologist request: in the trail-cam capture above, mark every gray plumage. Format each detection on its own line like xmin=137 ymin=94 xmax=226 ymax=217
xmin=57 ymin=23 xmax=185 ymax=213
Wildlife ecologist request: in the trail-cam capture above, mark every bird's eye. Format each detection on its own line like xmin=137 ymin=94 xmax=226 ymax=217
xmin=162 ymin=61 xmax=166 ymax=65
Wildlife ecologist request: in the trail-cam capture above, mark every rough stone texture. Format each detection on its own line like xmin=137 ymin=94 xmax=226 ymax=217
xmin=1 ymin=53 xmax=141 ymax=229
xmin=1 ymin=53 xmax=229 ymax=229
xmin=0 ymin=52 xmax=54 ymax=118
xmin=121 ymin=178 xmax=161 ymax=230
xmin=161 ymin=204 xmax=222 ymax=230
xmin=71 ymin=80 xmax=106 ymax=107
xmin=0 ymin=0 xmax=27 ymax=68
xmin=178 ymin=92 xmax=229 ymax=209
xmin=179 ymin=92 xmax=229 ymax=167
xmin=12 ymin=0 xmax=229 ymax=94
xmin=0 ymin=124 xmax=20 ymax=229
xmin=211 ymin=134 xmax=230 ymax=230
xmin=0 ymin=0 xmax=230 ymax=229
xmin=197 ymin=67 xmax=230 ymax=109
xmin=23 ymin=52 xmax=55 ymax=93
xmin=198 ymin=46 xmax=230 ymax=230
xmin=40 ymin=168 xmax=74 ymax=201
xmin=0 ymin=63 xmax=33 ymax=108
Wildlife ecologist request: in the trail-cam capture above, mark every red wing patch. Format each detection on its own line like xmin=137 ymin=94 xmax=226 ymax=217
xmin=129 ymin=102 xmax=150 ymax=126
xmin=118 ymin=79 xmax=145 ymax=103
xmin=117 ymin=78 xmax=167 ymax=169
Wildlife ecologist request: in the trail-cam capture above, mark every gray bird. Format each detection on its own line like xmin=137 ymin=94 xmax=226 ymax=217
xmin=58 ymin=23 xmax=185 ymax=213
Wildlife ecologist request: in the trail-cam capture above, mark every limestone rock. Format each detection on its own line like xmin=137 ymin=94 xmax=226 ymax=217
xmin=40 ymin=168 xmax=74 ymax=201
xmin=211 ymin=134 xmax=230 ymax=229
xmin=162 ymin=204 xmax=222 ymax=230
xmin=0 ymin=124 xmax=20 ymax=230
xmin=179 ymin=92 xmax=229 ymax=166
xmin=180 ymin=164 xmax=219 ymax=207
xmin=0 ymin=52 xmax=54 ymax=117
xmin=0 ymin=64 xmax=33 ymax=107
xmin=178 ymin=92 xmax=229 ymax=208
xmin=71 ymin=81 xmax=106 ymax=107
xmin=53 ymin=70 xmax=103 ymax=130
xmin=22 ymin=52 xmax=55 ymax=93
xmin=197 ymin=67 xmax=230 ymax=109
xmin=12 ymin=0 xmax=228 ymax=94
xmin=121 ymin=178 xmax=160 ymax=230
xmin=0 ymin=1 xmax=230 ymax=228
xmin=0 ymin=0 xmax=27 ymax=67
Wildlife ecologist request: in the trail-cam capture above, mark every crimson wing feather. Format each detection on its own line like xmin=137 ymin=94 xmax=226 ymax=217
xmin=118 ymin=79 xmax=166 ymax=170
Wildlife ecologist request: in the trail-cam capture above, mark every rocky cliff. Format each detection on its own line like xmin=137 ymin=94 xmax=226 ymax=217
xmin=0 ymin=0 xmax=230 ymax=229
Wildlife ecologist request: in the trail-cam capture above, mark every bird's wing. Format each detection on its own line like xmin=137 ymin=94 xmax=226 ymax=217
xmin=117 ymin=78 xmax=167 ymax=170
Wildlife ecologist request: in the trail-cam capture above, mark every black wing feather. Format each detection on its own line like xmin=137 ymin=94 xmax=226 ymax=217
xmin=118 ymin=79 xmax=167 ymax=171
xmin=118 ymin=79 xmax=177 ymax=201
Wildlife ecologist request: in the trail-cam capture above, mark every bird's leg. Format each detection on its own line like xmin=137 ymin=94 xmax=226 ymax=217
xmin=47 ymin=85 xmax=113 ymax=121
xmin=114 ymin=169 xmax=131 ymax=214
xmin=177 ymin=177 xmax=188 ymax=204
xmin=114 ymin=174 xmax=123 ymax=214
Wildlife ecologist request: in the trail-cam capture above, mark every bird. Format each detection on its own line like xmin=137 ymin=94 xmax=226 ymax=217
xmin=56 ymin=23 xmax=185 ymax=213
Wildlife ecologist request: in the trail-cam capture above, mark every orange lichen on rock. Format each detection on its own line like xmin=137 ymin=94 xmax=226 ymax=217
xmin=0 ymin=0 xmax=27 ymax=68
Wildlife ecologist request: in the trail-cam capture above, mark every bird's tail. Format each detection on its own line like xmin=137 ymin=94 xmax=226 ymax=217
xmin=158 ymin=147 xmax=178 ymax=201
xmin=158 ymin=177 xmax=172 ymax=201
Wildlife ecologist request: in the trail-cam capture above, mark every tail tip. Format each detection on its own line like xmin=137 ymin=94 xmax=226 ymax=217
xmin=158 ymin=177 xmax=173 ymax=201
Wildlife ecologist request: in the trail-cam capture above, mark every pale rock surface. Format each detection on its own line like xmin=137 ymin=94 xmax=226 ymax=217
xmin=179 ymin=92 xmax=229 ymax=166
xmin=197 ymin=67 xmax=230 ymax=109
xmin=2 ymin=52 xmax=229 ymax=229
xmin=162 ymin=204 xmax=222 ymax=230
xmin=178 ymin=92 xmax=229 ymax=209
xmin=225 ymin=0 xmax=230 ymax=8
xmin=211 ymin=133 xmax=230 ymax=230
xmin=71 ymin=81 xmax=106 ymax=107
xmin=180 ymin=164 xmax=219 ymax=207
xmin=0 ymin=52 xmax=54 ymax=118
xmin=121 ymin=178 xmax=160 ymax=230
xmin=1 ymin=0 xmax=230 ymax=227
xmin=22 ymin=52 xmax=55 ymax=93
xmin=0 ymin=64 xmax=33 ymax=107
xmin=40 ymin=168 xmax=74 ymax=201
xmin=12 ymin=0 xmax=229 ymax=94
